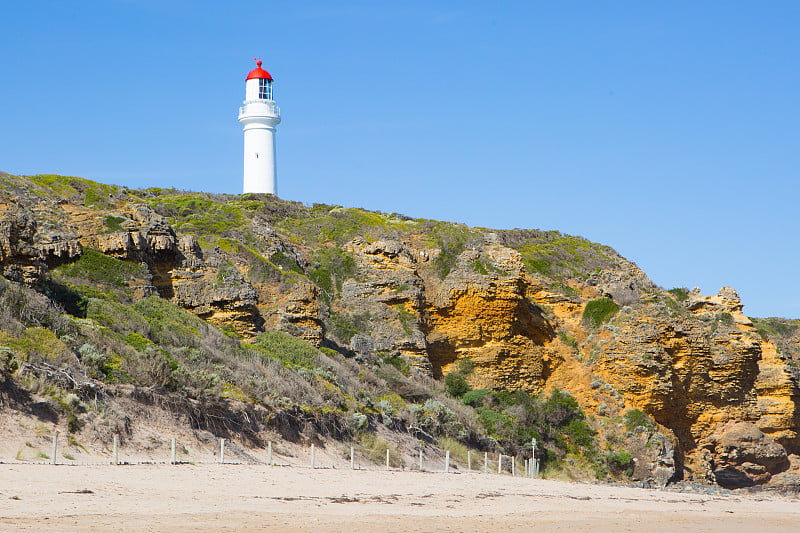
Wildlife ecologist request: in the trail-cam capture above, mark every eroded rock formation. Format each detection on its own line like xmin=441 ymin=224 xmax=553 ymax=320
xmin=1 ymin=174 xmax=799 ymax=488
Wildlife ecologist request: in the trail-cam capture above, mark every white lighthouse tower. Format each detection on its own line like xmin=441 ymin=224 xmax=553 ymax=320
xmin=238 ymin=59 xmax=281 ymax=194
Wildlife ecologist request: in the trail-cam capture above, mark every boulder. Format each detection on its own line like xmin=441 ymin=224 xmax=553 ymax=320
xmin=709 ymin=421 xmax=789 ymax=488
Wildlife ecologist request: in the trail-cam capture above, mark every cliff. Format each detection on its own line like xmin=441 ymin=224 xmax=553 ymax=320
xmin=1 ymin=171 xmax=798 ymax=489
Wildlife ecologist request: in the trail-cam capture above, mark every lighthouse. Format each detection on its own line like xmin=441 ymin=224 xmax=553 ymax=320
xmin=238 ymin=59 xmax=281 ymax=194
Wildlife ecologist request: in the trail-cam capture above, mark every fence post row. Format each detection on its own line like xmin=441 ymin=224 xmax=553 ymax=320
xmin=41 ymin=435 xmax=539 ymax=476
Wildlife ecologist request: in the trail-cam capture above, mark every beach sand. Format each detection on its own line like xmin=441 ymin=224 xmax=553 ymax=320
xmin=0 ymin=463 xmax=798 ymax=532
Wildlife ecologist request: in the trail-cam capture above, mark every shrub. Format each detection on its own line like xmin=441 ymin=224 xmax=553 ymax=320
xmin=667 ymin=287 xmax=690 ymax=302
xmin=564 ymin=417 xmax=595 ymax=449
xmin=329 ymin=311 xmax=371 ymax=345
xmin=444 ymin=357 xmax=474 ymax=398
xmin=558 ymin=330 xmax=579 ymax=352
xmin=444 ymin=372 xmax=470 ymax=398
xmin=462 ymin=388 xmax=491 ymax=407
xmin=582 ymin=298 xmax=619 ymax=328
xmin=358 ymin=432 xmax=402 ymax=467
xmin=104 ymin=215 xmax=125 ymax=232
xmin=424 ymin=223 xmax=480 ymax=279
xmin=269 ymin=251 xmax=303 ymax=274
xmin=410 ymin=400 xmax=468 ymax=440
xmin=753 ymin=318 xmax=799 ymax=341
xmin=512 ymin=232 xmax=618 ymax=280
xmin=475 ymin=406 xmax=511 ymax=434
xmin=393 ymin=304 xmax=416 ymax=336
xmin=131 ymin=298 xmax=201 ymax=347
xmin=55 ymin=248 xmax=146 ymax=288
xmin=607 ymin=449 xmax=634 ymax=476
xmin=252 ymin=330 xmax=322 ymax=370
xmin=439 ymin=436 xmax=470 ymax=465
xmin=308 ymin=247 xmax=357 ymax=304
xmin=623 ymin=409 xmax=653 ymax=432
xmin=42 ymin=280 xmax=88 ymax=318
xmin=382 ymin=354 xmax=410 ymax=376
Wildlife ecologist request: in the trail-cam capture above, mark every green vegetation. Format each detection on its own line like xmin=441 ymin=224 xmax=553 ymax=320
xmin=308 ymin=247 xmax=357 ymax=304
xmin=382 ymin=354 xmax=410 ymax=376
xmin=147 ymin=192 xmax=263 ymax=240
xmin=268 ymin=251 xmax=304 ymax=275
xmin=623 ymin=409 xmax=653 ymax=432
xmin=392 ymin=304 xmax=416 ymax=336
xmin=558 ymin=330 xmax=579 ymax=352
xmin=42 ymin=280 xmax=88 ymax=318
xmin=472 ymin=258 xmax=507 ymax=277
xmin=29 ymin=175 xmax=119 ymax=209
xmin=439 ymin=436 xmax=470 ymax=465
xmin=667 ymin=287 xmax=690 ymax=302
xmin=104 ymin=215 xmax=126 ymax=232
xmin=753 ymin=317 xmax=799 ymax=341
xmin=55 ymin=249 xmax=147 ymax=289
xmin=272 ymin=204 xmax=416 ymax=247
xmin=358 ymin=432 xmax=403 ymax=467
xmin=461 ymin=388 xmax=492 ymax=407
xmin=426 ymin=223 xmax=479 ymax=279
xmin=444 ymin=358 xmax=475 ymax=398
xmin=329 ymin=311 xmax=371 ymax=344
xmin=252 ymin=330 xmax=322 ymax=371
xmin=465 ymin=387 xmax=600 ymax=473
xmin=511 ymin=231 xmax=618 ymax=280
xmin=606 ymin=449 xmax=633 ymax=475
xmin=582 ymin=298 xmax=619 ymax=328
xmin=550 ymin=282 xmax=579 ymax=298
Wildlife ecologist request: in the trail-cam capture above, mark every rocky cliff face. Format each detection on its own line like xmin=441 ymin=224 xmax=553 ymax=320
xmin=1 ymin=172 xmax=798 ymax=488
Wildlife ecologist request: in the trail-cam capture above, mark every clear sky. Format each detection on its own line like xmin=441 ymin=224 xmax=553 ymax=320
xmin=2 ymin=1 xmax=799 ymax=318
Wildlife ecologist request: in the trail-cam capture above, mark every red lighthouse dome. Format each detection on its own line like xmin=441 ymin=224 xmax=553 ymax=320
xmin=246 ymin=59 xmax=273 ymax=81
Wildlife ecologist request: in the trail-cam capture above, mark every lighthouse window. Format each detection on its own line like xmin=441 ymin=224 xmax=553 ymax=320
xmin=258 ymin=79 xmax=272 ymax=100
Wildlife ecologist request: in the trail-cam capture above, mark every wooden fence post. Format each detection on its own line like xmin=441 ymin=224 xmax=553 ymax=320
xmin=51 ymin=432 xmax=59 ymax=465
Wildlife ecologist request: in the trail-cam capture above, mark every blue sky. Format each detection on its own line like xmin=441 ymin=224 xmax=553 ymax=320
xmin=2 ymin=1 xmax=799 ymax=317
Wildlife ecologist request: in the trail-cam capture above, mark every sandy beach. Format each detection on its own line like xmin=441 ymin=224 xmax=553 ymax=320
xmin=0 ymin=463 xmax=798 ymax=532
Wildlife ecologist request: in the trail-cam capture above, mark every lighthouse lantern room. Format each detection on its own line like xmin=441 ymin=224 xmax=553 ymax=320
xmin=238 ymin=59 xmax=281 ymax=194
